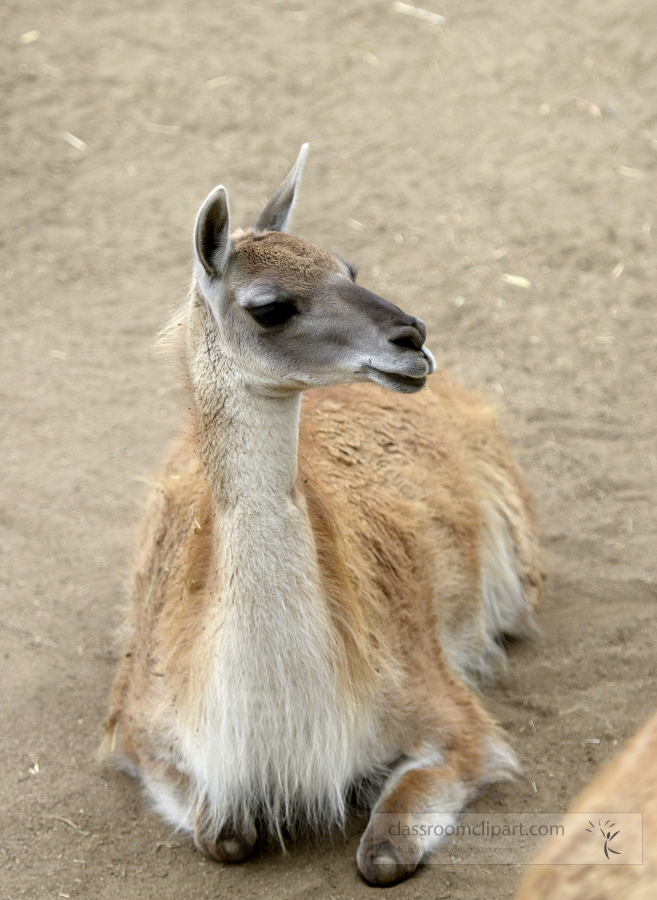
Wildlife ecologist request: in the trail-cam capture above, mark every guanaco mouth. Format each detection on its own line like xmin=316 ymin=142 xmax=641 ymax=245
xmin=362 ymin=346 xmax=435 ymax=393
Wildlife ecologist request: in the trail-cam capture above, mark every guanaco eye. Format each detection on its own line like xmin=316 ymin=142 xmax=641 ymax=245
xmin=248 ymin=301 xmax=298 ymax=327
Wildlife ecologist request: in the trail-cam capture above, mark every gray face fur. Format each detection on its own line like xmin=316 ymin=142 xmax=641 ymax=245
xmin=193 ymin=144 xmax=435 ymax=395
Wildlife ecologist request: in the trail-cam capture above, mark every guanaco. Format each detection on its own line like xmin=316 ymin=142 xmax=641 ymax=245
xmin=103 ymin=145 xmax=544 ymax=885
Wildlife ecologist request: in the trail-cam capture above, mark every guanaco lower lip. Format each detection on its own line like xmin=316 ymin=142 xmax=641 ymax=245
xmin=362 ymin=365 xmax=428 ymax=394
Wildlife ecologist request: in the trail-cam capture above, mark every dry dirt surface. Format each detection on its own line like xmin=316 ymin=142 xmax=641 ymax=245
xmin=2 ymin=0 xmax=657 ymax=897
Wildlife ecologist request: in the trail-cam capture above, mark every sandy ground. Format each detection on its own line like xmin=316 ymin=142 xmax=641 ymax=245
xmin=2 ymin=0 xmax=657 ymax=897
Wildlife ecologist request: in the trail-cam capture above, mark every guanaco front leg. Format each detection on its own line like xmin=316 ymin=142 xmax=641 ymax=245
xmin=194 ymin=809 xmax=257 ymax=863
xmin=357 ymin=757 xmax=472 ymax=886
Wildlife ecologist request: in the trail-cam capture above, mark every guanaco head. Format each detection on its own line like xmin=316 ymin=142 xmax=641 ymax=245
xmin=192 ymin=144 xmax=435 ymax=395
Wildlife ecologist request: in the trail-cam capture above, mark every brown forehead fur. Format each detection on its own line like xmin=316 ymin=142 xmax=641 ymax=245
xmin=232 ymin=229 xmax=339 ymax=286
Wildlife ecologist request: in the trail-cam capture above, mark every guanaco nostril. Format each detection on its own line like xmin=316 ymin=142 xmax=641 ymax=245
xmin=390 ymin=326 xmax=425 ymax=352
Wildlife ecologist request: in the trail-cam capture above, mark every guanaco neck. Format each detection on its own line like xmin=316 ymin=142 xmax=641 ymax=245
xmin=187 ymin=293 xmax=327 ymax=622
xmin=188 ymin=296 xmax=301 ymax=508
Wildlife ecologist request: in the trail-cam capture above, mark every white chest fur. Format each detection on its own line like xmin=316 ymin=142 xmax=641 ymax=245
xmin=176 ymin=497 xmax=382 ymax=837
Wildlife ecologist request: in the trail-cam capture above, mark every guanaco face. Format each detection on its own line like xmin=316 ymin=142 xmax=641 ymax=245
xmin=193 ymin=145 xmax=435 ymax=396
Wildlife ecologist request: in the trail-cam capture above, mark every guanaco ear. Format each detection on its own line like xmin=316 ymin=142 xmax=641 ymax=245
xmin=253 ymin=143 xmax=309 ymax=234
xmin=194 ymin=185 xmax=231 ymax=276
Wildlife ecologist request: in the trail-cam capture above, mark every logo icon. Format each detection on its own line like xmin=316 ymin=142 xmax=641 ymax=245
xmin=585 ymin=819 xmax=621 ymax=859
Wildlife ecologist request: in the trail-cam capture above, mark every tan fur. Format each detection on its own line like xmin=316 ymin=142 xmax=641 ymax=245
xmin=103 ymin=367 xmax=543 ymax=866
xmin=516 ymin=709 xmax=657 ymax=900
xmin=103 ymin=149 xmax=545 ymax=885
